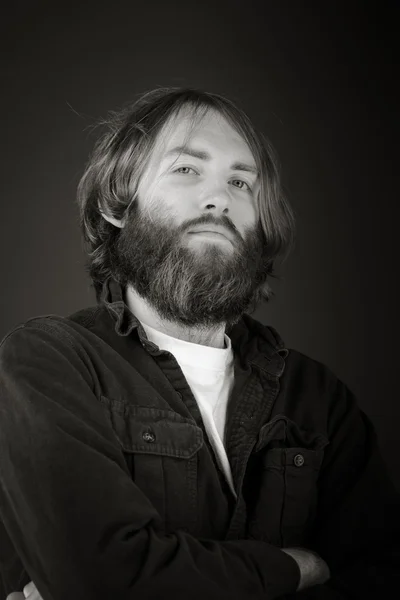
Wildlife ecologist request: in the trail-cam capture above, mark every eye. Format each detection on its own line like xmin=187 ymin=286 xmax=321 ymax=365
xmin=173 ymin=167 xmax=197 ymax=175
xmin=231 ymin=179 xmax=252 ymax=192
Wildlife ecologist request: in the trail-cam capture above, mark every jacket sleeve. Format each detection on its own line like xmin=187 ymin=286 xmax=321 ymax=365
xmin=286 ymin=374 xmax=400 ymax=598
xmin=0 ymin=322 xmax=300 ymax=600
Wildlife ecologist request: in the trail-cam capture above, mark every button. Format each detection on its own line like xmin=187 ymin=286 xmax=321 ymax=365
xmin=142 ymin=431 xmax=156 ymax=443
xmin=293 ymin=453 xmax=305 ymax=467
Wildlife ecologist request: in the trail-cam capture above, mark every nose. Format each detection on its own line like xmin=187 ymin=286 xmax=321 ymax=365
xmin=202 ymin=185 xmax=231 ymax=210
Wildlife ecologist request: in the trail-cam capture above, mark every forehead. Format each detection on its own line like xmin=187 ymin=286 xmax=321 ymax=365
xmin=154 ymin=107 xmax=255 ymax=161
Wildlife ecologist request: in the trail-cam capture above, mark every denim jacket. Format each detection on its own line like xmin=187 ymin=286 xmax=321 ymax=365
xmin=0 ymin=276 xmax=399 ymax=599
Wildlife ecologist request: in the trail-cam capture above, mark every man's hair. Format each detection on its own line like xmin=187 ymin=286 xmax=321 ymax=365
xmin=76 ymin=87 xmax=296 ymax=302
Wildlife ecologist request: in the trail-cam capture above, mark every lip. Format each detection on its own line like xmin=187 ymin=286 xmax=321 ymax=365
xmin=190 ymin=231 xmax=226 ymax=238
xmin=188 ymin=227 xmax=233 ymax=242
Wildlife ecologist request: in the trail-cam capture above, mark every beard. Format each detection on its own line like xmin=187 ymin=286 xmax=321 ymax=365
xmin=109 ymin=199 xmax=273 ymax=331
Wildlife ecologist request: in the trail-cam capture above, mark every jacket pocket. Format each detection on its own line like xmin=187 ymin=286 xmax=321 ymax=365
xmin=246 ymin=415 xmax=329 ymax=547
xmin=100 ymin=397 xmax=204 ymax=533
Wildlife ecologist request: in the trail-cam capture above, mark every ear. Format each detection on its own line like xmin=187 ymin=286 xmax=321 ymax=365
xmin=98 ymin=204 xmax=125 ymax=228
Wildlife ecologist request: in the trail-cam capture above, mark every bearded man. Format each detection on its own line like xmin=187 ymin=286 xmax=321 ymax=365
xmin=1 ymin=87 xmax=399 ymax=600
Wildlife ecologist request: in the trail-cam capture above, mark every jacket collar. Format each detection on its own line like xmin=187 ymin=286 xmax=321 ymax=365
xmin=100 ymin=276 xmax=288 ymax=377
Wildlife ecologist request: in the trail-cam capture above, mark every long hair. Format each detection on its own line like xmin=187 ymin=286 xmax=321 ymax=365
xmin=76 ymin=87 xmax=296 ymax=303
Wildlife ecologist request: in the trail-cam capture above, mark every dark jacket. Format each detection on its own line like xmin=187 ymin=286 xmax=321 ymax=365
xmin=0 ymin=277 xmax=399 ymax=600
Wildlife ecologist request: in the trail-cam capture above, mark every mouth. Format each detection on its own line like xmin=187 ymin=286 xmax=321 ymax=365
xmin=188 ymin=231 xmax=231 ymax=241
xmin=189 ymin=231 xmax=225 ymax=236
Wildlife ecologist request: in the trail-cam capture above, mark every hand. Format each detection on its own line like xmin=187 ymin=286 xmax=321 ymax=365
xmin=282 ymin=547 xmax=331 ymax=592
xmin=6 ymin=581 xmax=43 ymax=600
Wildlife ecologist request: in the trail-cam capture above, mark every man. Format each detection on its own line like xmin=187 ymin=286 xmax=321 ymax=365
xmin=0 ymin=87 xmax=399 ymax=600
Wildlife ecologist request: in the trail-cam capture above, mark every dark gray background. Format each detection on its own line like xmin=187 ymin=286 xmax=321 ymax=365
xmin=1 ymin=1 xmax=399 ymax=488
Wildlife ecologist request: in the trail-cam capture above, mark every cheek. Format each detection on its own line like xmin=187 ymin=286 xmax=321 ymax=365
xmin=251 ymin=201 xmax=259 ymax=223
xmin=246 ymin=194 xmax=259 ymax=224
xmin=236 ymin=197 xmax=258 ymax=225
xmin=157 ymin=183 xmax=192 ymax=212
xmin=143 ymin=190 xmax=190 ymax=227
xmin=237 ymin=205 xmax=259 ymax=240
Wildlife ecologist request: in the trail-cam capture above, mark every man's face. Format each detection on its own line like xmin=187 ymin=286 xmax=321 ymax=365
xmin=113 ymin=108 xmax=271 ymax=329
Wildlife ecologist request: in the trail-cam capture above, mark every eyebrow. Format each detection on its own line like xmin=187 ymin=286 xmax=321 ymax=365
xmin=162 ymin=145 xmax=259 ymax=176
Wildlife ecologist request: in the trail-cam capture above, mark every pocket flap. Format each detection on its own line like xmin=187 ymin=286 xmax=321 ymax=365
xmin=100 ymin=397 xmax=204 ymax=459
xmin=255 ymin=414 xmax=329 ymax=453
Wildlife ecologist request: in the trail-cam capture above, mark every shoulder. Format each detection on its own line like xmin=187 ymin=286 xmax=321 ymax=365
xmin=0 ymin=306 xmax=102 ymax=359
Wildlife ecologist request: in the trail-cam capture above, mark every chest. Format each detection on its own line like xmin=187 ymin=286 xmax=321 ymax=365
xmin=101 ymin=395 xmax=329 ymax=547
